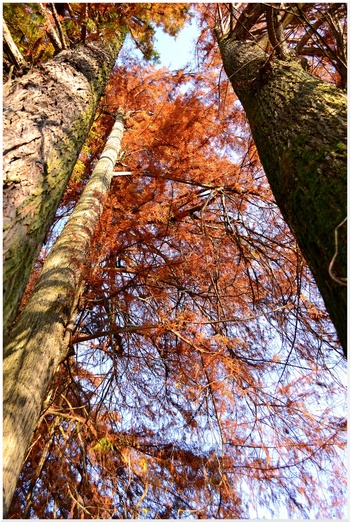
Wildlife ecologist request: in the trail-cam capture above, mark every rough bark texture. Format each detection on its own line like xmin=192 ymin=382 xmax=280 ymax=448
xmin=218 ymin=37 xmax=347 ymax=355
xmin=3 ymin=112 xmax=126 ymax=517
xmin=3 ymin=36 xmax=124 ymax=338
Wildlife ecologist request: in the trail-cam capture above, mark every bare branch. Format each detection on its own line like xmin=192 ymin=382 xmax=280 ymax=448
xmin=3 ymin=18 xmax=27 ymax=70
xmin=266 ymin=4 xmax=290 ymax=60
xmin=37 ymin=3 xmax=63 ymax=52
xmin=50 ymin=3 xmax=69 ymax=50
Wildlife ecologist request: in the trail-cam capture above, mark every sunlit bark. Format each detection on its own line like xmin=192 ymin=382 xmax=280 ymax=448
xmin=3 ymin=111 xmax=126 ymax=516
xmin=2 ymin=18 xmax=26 ymax=70
xmin=37 ymin=3 xmax=64 ymax=51
xmin=3 ymin=36 xmax=124 ymax=338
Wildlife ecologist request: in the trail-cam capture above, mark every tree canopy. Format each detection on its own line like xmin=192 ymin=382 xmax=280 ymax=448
xmin=3 ymin=3 xmax=347 ymax=519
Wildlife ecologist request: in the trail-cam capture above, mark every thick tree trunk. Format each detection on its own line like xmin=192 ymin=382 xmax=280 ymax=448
xmin=217 ymin=37 xmax=347 ymax=356
xmin=3 ymin=36 xmax=124 ymax=338
xmin=3 ymin=111 xmax=126 ymax=516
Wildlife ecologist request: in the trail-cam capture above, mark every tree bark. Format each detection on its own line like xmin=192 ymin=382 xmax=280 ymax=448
xmin=3 ymin=111 xmax=126 ymax=517
xmin=3 ymin=36 xmax=125 ymax=338
xmin=217 ymin=37 xmax=347 ymax=356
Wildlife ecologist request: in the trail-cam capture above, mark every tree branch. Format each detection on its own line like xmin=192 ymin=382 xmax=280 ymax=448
xmin=3 ymin=18 xmax=27 ymax=70
xmin=50 ymin=3 xmax=69 ymax=50
xmin=37 ymin=3 xmax=63 ymax=52
xmin=266 ymin=4 xmax=290 ymax=60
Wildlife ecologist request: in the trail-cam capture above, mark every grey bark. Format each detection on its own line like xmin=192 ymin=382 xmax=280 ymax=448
xmin=217 ymin=36 xmax=347 ymax=356
xmin=3 ymin=111 xmax=126 ymax=517
xmin=3 ymin=36 xmax=125 ymax=339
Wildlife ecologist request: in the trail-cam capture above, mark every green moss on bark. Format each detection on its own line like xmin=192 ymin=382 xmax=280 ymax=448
xmin=218 ymin=38 xmax=347 ymax=355
xmin=3 ymin=36 xmax=125 ymax=338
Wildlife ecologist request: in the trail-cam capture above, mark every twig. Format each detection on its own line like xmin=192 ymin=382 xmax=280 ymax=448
xmin=328 ymin=217 xmax=347 ymax=285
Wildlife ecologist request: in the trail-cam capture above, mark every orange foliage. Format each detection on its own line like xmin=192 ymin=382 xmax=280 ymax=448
xmin=8 ymin=4 xmax=347 ymax=519
xmin=3 ymin=3 xmax=191 ymax=72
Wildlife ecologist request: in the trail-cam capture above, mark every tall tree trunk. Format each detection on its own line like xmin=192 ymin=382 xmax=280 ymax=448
xmin=3 ymin=111 xmax=126 ymax=516
xmin=216 ymin=37 xmax=347 ymax=356
xmin=3 ymin=36 xmax=125 ymax=338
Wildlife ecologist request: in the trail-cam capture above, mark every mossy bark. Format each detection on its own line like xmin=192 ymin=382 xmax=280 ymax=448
xmin=218 ymin=38 xmax=347 ymax=356
xmin=3 ymin=36 xmax=125 ymax=338
xmin=3 ymin=111 xmax=126 ymax=517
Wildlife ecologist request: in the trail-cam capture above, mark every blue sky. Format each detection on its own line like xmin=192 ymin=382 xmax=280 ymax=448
xmin=117 ymin=16 xmax=201 ymax=72
xmin=154 ymin=20 xmax=200 ymax=70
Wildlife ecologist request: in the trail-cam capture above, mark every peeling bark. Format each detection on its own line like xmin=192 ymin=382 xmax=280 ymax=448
xmin=3 ymin=37 xmax=125 ymax=338
xmin=217 ymin=37 xmax=347 ymax=356
xmin=3 ymin=111 xmax=126 ymax=517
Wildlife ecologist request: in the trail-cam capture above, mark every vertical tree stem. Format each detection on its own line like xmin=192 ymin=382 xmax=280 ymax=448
xmin=3 ymin=110 xmax=126 ymax=516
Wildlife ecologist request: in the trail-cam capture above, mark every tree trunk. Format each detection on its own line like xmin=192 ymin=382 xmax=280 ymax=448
xmin=217 ymin=37 xmax=347 ymax=356
xmin=3 ymin=36 xmax=125 ymax=338
xmin=3 ymin=111 xmax=126 ymax=516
